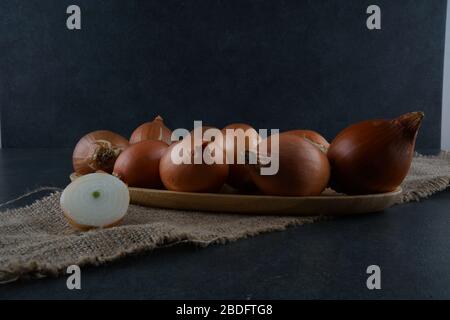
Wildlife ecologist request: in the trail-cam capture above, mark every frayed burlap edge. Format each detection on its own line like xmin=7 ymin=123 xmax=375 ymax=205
xmin=0 ymin=191 xmax=320 ymax=283
xmin=400 ymin=151 xmax=450 ymax=202
xmin=401 ymin=176 xmax=450 ymax=203
xmin=0 ymin=214 xmax=320 ymax=284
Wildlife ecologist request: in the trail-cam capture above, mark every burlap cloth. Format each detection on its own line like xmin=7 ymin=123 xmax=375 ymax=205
xmin=1 ymin=153 xmax=450 ymax=283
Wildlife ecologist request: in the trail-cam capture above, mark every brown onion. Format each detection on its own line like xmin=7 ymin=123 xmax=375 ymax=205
xmin=248 ymin=134 xmax=330 ymax=196
xmin=113 ymin=140 xmax=168 ymax=188
xmin=159 ymin=139 xmax=229 ymax=193
xmin=283 ymin=129 xmax=329 ymax=151
xmin=217 ymin=123 xmax=260 ymax=190
xmin=73 ymin=130 xmax=129 ymax=175
xmin=130 ymin=115 xmax=172 ymax=145
xmin=327 ymin=111 xmax=424 ymax=195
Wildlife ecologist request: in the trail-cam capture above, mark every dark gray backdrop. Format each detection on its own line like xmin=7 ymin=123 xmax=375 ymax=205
xmin=0 ymin=0 xmax=446 ymax=150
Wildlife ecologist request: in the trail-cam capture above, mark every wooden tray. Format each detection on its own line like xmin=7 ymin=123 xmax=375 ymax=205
xmin=70 ymin=173 xmax=402 ymax=216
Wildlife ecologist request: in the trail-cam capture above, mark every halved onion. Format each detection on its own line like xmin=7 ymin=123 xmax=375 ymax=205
xmin=60 ymin=173 xmax=130 ymax=230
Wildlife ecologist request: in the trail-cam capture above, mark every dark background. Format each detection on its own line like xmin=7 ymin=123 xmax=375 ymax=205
xmin=0 ymin=0 xmax=446 ymax=150
xmin=1 ymin=1 xmax=450 ymax=300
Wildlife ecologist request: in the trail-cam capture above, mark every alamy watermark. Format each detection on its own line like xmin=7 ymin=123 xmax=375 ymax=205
xmin=169 ymin=121 xmax=280 ymax=175
xmin=66 ymin=5 xmax=81 ymax=30
xmin=366 ymin=265 xmax=381 ymax=290
xmin=66 ymin=264 xmax=81 ymax=290
xmin=67 ymin=4 xmax=381 ymax=31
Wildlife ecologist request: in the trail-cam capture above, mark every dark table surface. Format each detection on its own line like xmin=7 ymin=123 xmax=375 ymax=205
xmin=0 ymin=148 xmax=450 ymax=299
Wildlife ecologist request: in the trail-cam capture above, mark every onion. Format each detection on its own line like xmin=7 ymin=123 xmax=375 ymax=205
xmin=283 ymin=129 xmax=329 ymax=151
xmin=72 ymin=130 xmax=129 ymax=175
xmin=60 ymin=173 xmax=130 ymax=230
xmin=159 ymin=139 xmax=229 ymax=193
xmin=217 ymin=123 xmax=260 ymax=190
xmin=130 ymin=115 xmax=172 ymax=145
xmin=327 ymin=111 xmax=424 ymax=194
xmin=113 ymin=140 xmax=168 ymax=188
xmin=248 ymin=134 xmax=330 ymax=196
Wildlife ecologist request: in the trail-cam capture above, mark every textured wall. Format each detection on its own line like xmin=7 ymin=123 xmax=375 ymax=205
xmin=0 ymin=0 xmax=446 ymax=150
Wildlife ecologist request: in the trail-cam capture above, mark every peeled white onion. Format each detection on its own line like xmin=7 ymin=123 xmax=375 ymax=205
xmin=60 ymin=173 xmax=130 ymax=230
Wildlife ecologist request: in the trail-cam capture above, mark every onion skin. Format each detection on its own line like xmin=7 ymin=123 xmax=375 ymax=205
xmin=72 ymin=130 xmax=129 ymax=175
xmin=113 ymin=140 xmax=168 ymax=188
xmin=217 ymin=123 xmax=260 ymax=190
xmin=248 ymin=134 xmax=330 ymax=196
xmin=283 ymin=129 xmax=330 ymax=151
xmin=130 ymin=115 xmax=172 ymax=145
xmin=159 ymin=140 xmax=229 ymax=193
xmin=327 ymin=111 xmax=424 ymax=195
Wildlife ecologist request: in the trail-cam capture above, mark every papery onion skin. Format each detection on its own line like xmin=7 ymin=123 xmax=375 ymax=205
xmin=72 ymin=130 xmax=129 ymax=175
xmin=130 ymin=115 xmax=172 ymax=145
xmin=327 ymin=111 xmax=424 ymax=195
xmin=218 ymin=123 xmax=260 ymax=190
xmin=159 ymin=140 xmax=229 ymax=193
xmin=60 ymin=173 xmax=130 ymax=231
xmin=113 ymin=140 xmax=168 ymax=188
xmin=283 ymin=129 xmax=330 ymax=151
xmin=248 ymin=134 xmax=330 ymax=196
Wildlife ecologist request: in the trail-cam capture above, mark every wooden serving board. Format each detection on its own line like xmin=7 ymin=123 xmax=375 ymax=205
xmin=70 ymin=173 xmax=402 ymax=216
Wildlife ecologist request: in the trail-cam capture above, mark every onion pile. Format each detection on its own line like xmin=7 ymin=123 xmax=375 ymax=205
xmin=328 ymin=112 xmax=424 ymax=194
xmin=72 ymin=130 xmax=129 ymax=175
xmin=64 ymin=111 xmax=425 ymax=230
xmin=248 ymin=133 xmax=330 ymax=196
xmin=61 ymin=173 xmax=129 ymax=230
xmin=130 ymin=115 xmax=172 ymax=145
